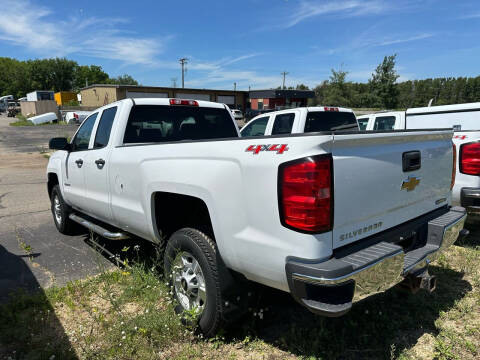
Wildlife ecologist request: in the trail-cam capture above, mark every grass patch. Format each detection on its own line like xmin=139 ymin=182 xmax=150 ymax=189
xmin=9 ymin=114 xmax=33 ymax=126
xmin=1 ymin=231 xmax=479 ymax=359
xmin=10 ymin=113 xmax=68 ymax=126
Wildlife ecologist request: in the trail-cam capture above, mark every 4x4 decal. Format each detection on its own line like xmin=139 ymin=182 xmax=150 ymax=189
xmin=245 ymin=144 xmax=289 ymax=155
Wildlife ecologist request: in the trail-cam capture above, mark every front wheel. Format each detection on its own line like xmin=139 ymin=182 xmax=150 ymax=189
xmin=164 ymin=228 xmax=227 ymax=337
xmin=50 ymin=185 xmax=76 ymax=235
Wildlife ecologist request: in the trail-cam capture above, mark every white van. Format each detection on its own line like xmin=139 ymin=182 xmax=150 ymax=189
xmin=358 ymin=102 xmax=480 ymax=222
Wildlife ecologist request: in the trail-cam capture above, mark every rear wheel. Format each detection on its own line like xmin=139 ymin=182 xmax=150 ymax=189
xmin=50 ymin=185 xmax=76 ymax=235
xmin=164 ymin=228 xmax=227 ymax=336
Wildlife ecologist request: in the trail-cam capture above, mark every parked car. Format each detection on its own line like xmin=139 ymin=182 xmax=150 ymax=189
xmin=64 ymin=111 xmax=91 ymax=124
xmin=6 ymin=101 xmax=20 ymax=117
xmin=240 ymin=106 xmax=359 ymax=136
xmin=244 ymin=108 xmax=274 ymax=121
xmin=231 ymin=109 xmax=243 ymax=120
xmin=358 ymin=102 xmax=480 ymax=222
xmin=47 ymin=98 xmax=466 ymax=336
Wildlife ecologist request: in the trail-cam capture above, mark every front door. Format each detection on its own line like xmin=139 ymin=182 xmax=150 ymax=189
xmin=63 ymin=113 xmax=98 ymax=211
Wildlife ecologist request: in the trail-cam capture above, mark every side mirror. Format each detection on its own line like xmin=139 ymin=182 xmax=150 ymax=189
xmin=49 ymin=137 xmax=70 ymax=151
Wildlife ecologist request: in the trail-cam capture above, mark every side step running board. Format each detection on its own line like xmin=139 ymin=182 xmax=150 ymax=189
xmin=69 ymin=214 xmax=130 ymax=240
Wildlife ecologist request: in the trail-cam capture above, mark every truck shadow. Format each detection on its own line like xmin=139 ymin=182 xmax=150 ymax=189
xmin=456 ymin=223 xmax=480 ymax=248
xmin=0 ymin=244 xmax=77 ymax=359
xmin=230 ymin=265 xmax=470 ymax=359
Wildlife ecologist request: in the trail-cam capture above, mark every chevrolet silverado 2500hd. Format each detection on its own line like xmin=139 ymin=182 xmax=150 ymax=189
xmin=47 ymin=98 xmax=467 ymax=335
xmin=358 ymin=102 xmax=480 ymax=222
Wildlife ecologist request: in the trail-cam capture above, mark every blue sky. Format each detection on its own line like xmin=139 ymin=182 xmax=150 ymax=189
xmin=0 ymin=0 xmax=479 ymax=90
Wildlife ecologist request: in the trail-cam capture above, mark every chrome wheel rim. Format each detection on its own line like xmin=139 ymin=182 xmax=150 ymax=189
xmin=53 ymin=195 xmax=62 ymax=224
xmin=171 ymin=251 xmax=206 ymax=314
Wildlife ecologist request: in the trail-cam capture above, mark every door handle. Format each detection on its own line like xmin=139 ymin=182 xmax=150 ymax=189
xmin=75 ymin=159 xmax=83 ymax=168
xmin=95 ymin=158 xmax=106 ymax=167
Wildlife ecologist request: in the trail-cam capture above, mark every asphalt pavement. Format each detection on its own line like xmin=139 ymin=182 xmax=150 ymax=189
xmin=0 ymin=114 xmax=113 ymax=302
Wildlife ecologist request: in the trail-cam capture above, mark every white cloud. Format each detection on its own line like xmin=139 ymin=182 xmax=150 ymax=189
xmin=377 ymin=33 xmax=433 ymax=46
xmin=0 ymin=0 xmax=168 ymax=65
xmin=458 ymin=12 xmax=480 ymax=19
xmin=286 ymin=0 xmax=389 ymax=28
xmin=324 ymin=32 xmax=434 ymax=55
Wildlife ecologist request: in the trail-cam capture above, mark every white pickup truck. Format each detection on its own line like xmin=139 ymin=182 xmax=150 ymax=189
xmin=47 ymin=98 xmax=467 ymax=335
xmin=358 ymin=102 xmax=480 ymax=222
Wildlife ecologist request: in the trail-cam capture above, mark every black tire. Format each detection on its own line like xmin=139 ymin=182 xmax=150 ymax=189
xmin=164 ymin=228 xmax=230 ymax=337
xmin=50 ymin=185 xmax=76 ymax=235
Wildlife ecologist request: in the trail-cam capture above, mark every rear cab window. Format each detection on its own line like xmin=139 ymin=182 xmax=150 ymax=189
xmin=304 ymin=111 xmax=358 ymax=132
xmin=123 ymin=105 xmax=238 ymax=144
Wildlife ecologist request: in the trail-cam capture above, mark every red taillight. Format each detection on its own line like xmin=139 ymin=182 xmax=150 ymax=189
xmin=169 ymin=98 xmax=199 ymax=106
xmin=451 ymin=143 xmax=456 ymax=190
xmin=279 ymin=155 xmax=333 ymax=233
xmin=324 ymin=107 xmax=339 ymax=112
xmin=460 ymin=142 xmax=480 ymax=175
xmin=74 ymin=113 xmax=79 ymax=119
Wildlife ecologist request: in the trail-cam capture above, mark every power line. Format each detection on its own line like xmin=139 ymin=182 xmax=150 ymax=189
xmin=179 ymin=58 xmax=188 ymax=88
xmin=281 ymin=71 xmax=289 ymax=90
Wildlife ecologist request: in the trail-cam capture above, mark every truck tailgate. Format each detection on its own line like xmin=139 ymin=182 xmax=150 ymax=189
xmin=331 ymin=130 xmax=453 ymax=249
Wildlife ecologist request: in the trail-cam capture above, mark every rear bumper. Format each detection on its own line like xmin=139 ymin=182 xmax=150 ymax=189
xmin=460 ymin=187 xmax=480 ymax=219
xmin=285 ymin=207 xmax=467 ymax=317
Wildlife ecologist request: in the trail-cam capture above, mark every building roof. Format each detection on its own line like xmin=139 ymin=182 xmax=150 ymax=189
xmin=80 ymin=84 xmax=248 ymax=93
xmin=249 ymin=89 xmax=315 ymax=99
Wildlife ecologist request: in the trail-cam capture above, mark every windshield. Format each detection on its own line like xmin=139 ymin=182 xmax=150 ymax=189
xmin=304 ymin=111 xmax=358 ymax=132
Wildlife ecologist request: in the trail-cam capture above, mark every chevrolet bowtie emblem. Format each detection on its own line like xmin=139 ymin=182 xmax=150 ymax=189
xmin=401 ymin=176 xmax=421 ymax=192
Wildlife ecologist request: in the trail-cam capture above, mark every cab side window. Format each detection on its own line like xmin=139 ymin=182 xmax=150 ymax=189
xmin=373 ymin=116 xmax=396 ymax=130
xmin=94 ymin=107 xmax=117 ymax=148
xmin=240 ymin=116 xmax=269 ymax=137
xmin=271 ymin=113 xmax=295 ymax=135
xmin=72 ymin=113 xmax=98 ymax=151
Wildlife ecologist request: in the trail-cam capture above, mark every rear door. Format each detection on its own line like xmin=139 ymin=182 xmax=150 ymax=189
xmin=331 ymin=130 xmax=453 ymax=249
xmin=83 ymin=105 xmax=118 ymax=222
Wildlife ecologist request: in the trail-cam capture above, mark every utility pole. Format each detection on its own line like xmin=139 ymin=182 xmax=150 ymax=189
xmin=171 ymin=77 xmax=177 ymax=88
xmin=179 ymin=58 xmax=188 ymax=88
xmin=233 ymin=82 xmax=237 ymax=108
xmin=281 ymin=71 xmax=289 ymax=89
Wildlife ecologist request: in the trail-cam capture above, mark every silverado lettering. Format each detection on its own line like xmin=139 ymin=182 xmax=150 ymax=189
xmin=339 ymin=222 xmax=383 ymax=241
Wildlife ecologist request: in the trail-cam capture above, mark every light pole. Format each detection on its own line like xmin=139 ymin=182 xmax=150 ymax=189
xmin=233 ymin=82 xmax=237 ymax=108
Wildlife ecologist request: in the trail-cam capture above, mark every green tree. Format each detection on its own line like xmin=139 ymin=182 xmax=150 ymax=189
xmin=107 ymin=74 xmax=139 ymax=86
xmin=73 ymin=65 xmax=109 ymax=89
xmin=28 ymin=58 xmax=77 ymax=91
xmin=322 ymin=68 xmax=351 ymax=106
xmin=296 ymin=84 xmax=309 ymax=90
xmin=369 ymin=54 xmax=399 ymax=108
